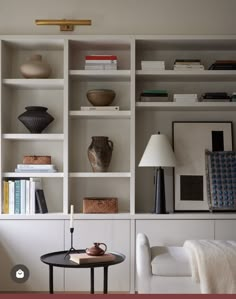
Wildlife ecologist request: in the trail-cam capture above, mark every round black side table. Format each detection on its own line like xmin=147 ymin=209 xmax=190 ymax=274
xmin=40 ymin=250 xmax=125 ymax=294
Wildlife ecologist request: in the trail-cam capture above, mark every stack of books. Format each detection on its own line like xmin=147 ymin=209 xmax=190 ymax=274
xmin=231 ymin=92 xmax=236 ymax=102
xmin=84 ymin=55 xmax=117 ymax=70
xmin=209 ymin=60 xmax=236 ymax=70
xmin=173 ymin=94 xmax=198 ymax=103
xmin=141 ymin=61 xmax=165 ymax=70
xmin=173 ymin=59 xmax=204 ymax=70
xmin=70 ymin=253 xmax=115 ymax=264
xmin=2 ymin=178 xmax=48 ymax=215
xmin=15 ymin=164 xmax=57 ymax=173
xmin=140 ymin=90 xmax=169 ymax=102
xmin=200 ymin=92 xmax=231 ymax=102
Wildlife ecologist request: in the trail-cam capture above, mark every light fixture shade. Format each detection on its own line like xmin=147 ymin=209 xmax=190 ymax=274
xmin=139 ymin=134 xmax=176 ymax=167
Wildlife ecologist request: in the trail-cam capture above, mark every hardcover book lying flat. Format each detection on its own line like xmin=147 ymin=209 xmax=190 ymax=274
xmin=70 ymin=253 xmax=115 ymax=264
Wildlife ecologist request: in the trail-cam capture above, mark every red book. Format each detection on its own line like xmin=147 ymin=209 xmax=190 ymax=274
xmin=85 ymin=55 xmax=117 ymax=60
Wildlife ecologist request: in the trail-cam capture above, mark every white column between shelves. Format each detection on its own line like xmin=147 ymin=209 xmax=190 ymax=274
xmin=0 ymin=40 xmax=2 ymax=213
xmin=63 ymin=39 xmax=69 ymax=214
xmin=130 ymin=37 xmax=136 ymax=215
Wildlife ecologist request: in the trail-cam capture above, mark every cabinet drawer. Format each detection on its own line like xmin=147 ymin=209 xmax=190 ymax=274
xmin=136 ymin=219 xmax=214 ymax=246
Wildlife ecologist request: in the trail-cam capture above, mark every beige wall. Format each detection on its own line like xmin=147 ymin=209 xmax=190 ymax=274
xmin=0 ymin=0 xmax=235 ymax=35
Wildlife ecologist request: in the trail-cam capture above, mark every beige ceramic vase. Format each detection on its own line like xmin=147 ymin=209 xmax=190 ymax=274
xmin=20 ymin=54 xmax=52 ymax=78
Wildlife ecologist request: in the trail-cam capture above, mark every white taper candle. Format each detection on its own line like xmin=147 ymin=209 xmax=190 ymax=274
xmin=70 ymin=205 xmax=74 ymax=229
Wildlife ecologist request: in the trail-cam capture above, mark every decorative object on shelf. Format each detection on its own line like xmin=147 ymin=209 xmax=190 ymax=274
xmin=173 ymin=59 xmax=204 ymax=70
xmin=18 ymin=106 xmax=54 ymax=133
xmin=141 ymin=60 xmax=165 ymax=70
xmin=200 ymin=92 xmax=231 ymax=102
xmin=139 ymin=90 xmax=170 ymax=102
xmin=139 ymin=133 xmax=176 ymax=214
xmin=86 ymin=242 xmax=107 ymax=256
xmin=206 ymin=150 xmax=236 ymax=211
xmin=209 ymin=60 xmax=236 ymax=70
xmin=86 ymin=89 xmax=116 ymax=106
xmin=23 ymin=155 xmax=51 ymax=164
xmin=88 ymin=136 xmax=113 ymax=172
xmin=35 ymin=189 xmax=48 ymax=213
xmin=15 ymin=163 xmax=57 ymax=173
xmin=35 ymin=19 xmax=92 ymax=31
xmin=173 ymin=121 xmax=233 ymax=211
xmin=173 ymin=94 xmax=198 ymax=103
xmin=20 ymin=54 xmax=52 ymax=78
xmin=85 ymin=55 xmax=117 ymax=70
xmin=83 ymin=197 xmax=118 ymax=213
xmin=65 ymin=205 xmax=78 ymax=258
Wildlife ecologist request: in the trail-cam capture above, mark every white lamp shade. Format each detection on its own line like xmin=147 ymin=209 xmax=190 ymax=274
xmin=139 ymin=134 xmax=176 ymax=167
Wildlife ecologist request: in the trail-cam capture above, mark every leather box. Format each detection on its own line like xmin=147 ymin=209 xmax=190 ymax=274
xmin=83 ymin=197 xmax=118 ymax=213
xmin=23 ymin=155 xmax=51 ymax=164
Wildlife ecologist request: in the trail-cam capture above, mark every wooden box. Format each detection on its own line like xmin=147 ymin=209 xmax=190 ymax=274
xmin=23 ymin=155 xmax=51 ymax=164
xmin=83 ymin=197 xmax=118 ymax=213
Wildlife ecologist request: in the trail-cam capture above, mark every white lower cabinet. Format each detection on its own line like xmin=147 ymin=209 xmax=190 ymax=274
xmin=64 ymin=220 xmax=130 ymax=293
xmin=136 ymin=219 xmax=214 ymax=246
xmin=215 ymin=220 xmax=236 ymax=240
xmin=0 ymin=220 xmax=64 ymax=292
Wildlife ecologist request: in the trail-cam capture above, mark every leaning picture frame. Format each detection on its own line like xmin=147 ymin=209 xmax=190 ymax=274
xmin=172 ymin=121 xmax=233 ymax=212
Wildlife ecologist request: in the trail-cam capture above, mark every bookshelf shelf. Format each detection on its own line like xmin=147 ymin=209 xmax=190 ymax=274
xmin=3 ymin=79 xmax=64 ymax=89
xmin=136 ymin=70 xmax=236 ymax=81
xmin=3 ymin=172 xmax=64 ymax=178
xmin=69 ymin=70 xmax=131 ymax=81
xmin=136 ymin=102 xmax=236 ymax=111
xmin=69 ymin=110 xmax=131 ymax=119
xmin=69 ymin=172 xmax=131 ymax=178
xmin=3 ymin=134 xmax=64 ymax=140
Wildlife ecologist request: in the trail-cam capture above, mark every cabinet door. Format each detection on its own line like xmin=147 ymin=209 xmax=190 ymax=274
xmin=65 ymin=220 xmax=130 ymax=292
xmin=215 ymin=220 xmax=236 ymax=240
xmin=0 ymin=220 xmax=64 ymax=292
xmin=136 ymin=219 xmax=214 ymax=246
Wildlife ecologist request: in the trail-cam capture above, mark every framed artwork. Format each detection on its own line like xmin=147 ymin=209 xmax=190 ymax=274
xmin=172 ymin=121 xmax=233 ymax=211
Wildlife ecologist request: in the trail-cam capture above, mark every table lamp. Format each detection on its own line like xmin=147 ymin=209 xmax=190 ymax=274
xmin=139 ymin=133 xmax=176 ymax=214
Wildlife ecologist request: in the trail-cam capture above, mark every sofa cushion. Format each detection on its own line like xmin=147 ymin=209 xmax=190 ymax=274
xmin=151 ymin=246 xmax=191 ymax=277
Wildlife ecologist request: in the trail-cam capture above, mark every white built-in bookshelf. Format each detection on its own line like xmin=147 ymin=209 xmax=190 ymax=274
xmin=1 ymin=35 xmax=236 ymax=293
xmin=2 ymin=35 xmax=236 ymax=217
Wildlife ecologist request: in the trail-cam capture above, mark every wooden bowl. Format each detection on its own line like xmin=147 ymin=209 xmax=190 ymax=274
xmin=86 ymin=89 xmax=116 ymax=106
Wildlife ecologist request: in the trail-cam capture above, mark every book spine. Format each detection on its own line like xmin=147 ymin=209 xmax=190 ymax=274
xmin=20 ymin=180 xmax=26 ymax=214
xmin=8 ymin=181 xmax=15 ymax=214
xmin=3 ymin=181 xmax=9 ymax=214
xmin=85 ymin=60 xmax=117 ymax=64
xmin=30 ymin=180 xmax=36 ymax=214
xmin=25 ymin=180 xmax=30 ymax=214
xmin=80 ymin=106 xmax=119 ymax=111
xmin=15 ymin=169 xmax=57 ymax=173
xmin=85 ymin=55 xmax=117 ymax=60
xmin=35 ymin=189 xmax=48 ymax=214
xmin=84 ymin=64 xmax=117 ymax=70
xmin=14 ymin=180 xmax=21 ymax=214
xmin=17 ymin=164 xmax=55 ymax=169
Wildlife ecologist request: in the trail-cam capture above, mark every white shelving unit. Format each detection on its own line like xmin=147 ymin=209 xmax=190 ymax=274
xmin=1 ymin=35 xmax=236 ymax=293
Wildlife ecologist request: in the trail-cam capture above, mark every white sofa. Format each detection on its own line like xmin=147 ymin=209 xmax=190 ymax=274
xmin=136 ymin=233 xmax=200 ymax=294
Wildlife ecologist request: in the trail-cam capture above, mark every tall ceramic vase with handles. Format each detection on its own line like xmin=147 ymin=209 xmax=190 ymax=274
xmin=88 ymin=136 xmax=113 ymax=172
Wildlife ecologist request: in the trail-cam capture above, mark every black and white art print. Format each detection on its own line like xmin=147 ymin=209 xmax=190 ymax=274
xmin=172 ymin=121 xmax=233 ymax=211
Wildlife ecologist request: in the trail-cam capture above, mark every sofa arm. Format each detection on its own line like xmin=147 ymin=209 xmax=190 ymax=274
xmin=136 ymin=233 xmax=152 ymax=278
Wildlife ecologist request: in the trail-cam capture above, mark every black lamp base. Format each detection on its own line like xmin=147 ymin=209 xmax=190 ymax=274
xmin=153 ymin=167 xmax=166 ymax=214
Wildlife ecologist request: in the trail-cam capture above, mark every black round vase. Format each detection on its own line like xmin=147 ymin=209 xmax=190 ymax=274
xmin=18 ymin=106 xmax=54 ymax=133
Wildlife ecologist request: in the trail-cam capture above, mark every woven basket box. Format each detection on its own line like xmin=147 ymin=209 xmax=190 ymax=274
xmin=23 ymin=155 xmax=51 ymax=164
xmin=83 ymin=197 xmax=118 ymax=213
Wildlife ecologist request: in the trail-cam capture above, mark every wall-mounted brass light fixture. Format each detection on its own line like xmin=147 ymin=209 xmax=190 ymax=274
xmin=35 ymin=19 xmax=92 ymax=31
